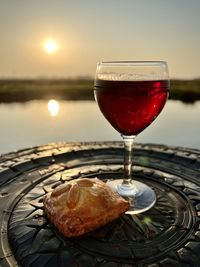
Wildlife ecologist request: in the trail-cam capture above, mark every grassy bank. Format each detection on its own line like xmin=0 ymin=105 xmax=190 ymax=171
xmin=169 ymin=79 xmax=200 ymax=103
xmin=0 ymin=79 xmax=93 ymax=102
xmin=0 ymin=78 xmax=199 ymax=103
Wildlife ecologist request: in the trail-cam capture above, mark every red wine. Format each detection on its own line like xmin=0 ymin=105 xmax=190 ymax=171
xmin=94 ymin=79 xmax=169 ymax=135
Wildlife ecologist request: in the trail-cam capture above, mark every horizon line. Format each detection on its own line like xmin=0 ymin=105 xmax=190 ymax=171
xmin=0 ymin=76 xmax=200 ymax=81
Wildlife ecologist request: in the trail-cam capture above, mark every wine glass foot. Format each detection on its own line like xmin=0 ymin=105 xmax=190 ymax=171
xmin=107 ymin=179 xmax=156 ymax=214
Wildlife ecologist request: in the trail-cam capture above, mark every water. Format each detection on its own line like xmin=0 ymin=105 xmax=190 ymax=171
xmin=0 ymin=100 xmax=199 ymax=154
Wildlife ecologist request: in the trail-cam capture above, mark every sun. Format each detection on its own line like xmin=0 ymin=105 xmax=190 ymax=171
xmin=43 ymin=39 xmax=59 ymax=54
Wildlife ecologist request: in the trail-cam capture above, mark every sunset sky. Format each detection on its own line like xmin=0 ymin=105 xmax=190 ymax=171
xmin=0 ymin=0 xmax=200 ymax=79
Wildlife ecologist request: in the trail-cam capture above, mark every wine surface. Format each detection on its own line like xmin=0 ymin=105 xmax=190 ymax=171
xmin=94 ymin=79 xmax=169 ymax=135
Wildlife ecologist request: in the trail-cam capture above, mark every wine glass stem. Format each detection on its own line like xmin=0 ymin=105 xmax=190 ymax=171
xmin=122 ymin=135 xmax=136 ymax=185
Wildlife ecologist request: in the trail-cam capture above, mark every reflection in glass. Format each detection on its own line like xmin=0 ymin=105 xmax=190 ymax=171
xmin=48 ymin=99 xmax=60 ymax=117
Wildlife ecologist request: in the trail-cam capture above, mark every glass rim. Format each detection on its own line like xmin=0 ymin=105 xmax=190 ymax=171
xmin=98 ymin=60 xmax=167 ymax=65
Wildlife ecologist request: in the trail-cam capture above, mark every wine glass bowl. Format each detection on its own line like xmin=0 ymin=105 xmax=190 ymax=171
xmin=94 ymin=61 xmax=169 ymax=214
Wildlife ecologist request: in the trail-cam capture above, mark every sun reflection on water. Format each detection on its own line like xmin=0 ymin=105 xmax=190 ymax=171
xmin=48 ymin=99 xmax=60 ymax=117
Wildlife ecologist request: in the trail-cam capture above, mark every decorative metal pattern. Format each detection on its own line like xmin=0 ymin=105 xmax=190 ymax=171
xmin=0 ymin=142 xmax=200 ymax=267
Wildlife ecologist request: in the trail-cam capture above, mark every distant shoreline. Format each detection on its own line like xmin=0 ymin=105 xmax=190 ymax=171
xmin=0 ymin=78 xmax=199 ymax=103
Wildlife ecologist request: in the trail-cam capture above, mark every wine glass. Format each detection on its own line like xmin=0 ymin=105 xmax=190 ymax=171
xmin=94 ymin=61 xmax=169 ymax=214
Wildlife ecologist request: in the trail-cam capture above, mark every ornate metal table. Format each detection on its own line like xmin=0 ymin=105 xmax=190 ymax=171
xmin=0 ymin=142 xmax=199 ymax=267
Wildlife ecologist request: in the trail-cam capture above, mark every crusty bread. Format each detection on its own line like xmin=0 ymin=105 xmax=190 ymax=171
xmin=43 ymin=178 xmax=129 ymax=237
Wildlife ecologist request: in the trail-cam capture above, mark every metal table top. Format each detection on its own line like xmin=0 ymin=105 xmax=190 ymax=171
xmin=0 ymin=142 xmax=199 ymax=267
